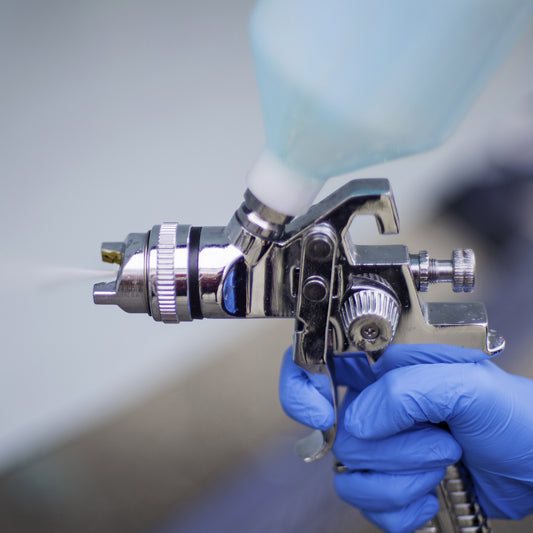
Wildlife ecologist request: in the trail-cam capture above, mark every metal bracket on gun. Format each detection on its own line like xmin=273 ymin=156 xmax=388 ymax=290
xmin=293 ymin=223 xmax=339 ymax=462
xmin=290 ymin=181 xmax=401 ymax=462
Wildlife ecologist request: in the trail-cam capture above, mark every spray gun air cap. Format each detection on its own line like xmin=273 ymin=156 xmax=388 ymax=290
xmin=93 ymin=233 xmax=150 ymax=314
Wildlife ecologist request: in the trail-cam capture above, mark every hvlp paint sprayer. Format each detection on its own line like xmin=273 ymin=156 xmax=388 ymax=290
xmin=92 ymin=2 xmax=533 ymax=530
xmin=94 ymin=178 xmax=503 ymax=533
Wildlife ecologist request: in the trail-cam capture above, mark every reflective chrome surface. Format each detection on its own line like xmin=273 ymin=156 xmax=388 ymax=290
xmin=410 ymin=248 xmax=476 ymax=292
xmin=93 ymin=232 xmax=149 ymax=314
xmin=417 ymin=464 xmax=491 ymax=533
xmin=94 ymin=178 xmax=503 ymax=533
xmin=226 ymin=189 xmax=292 ymax=265
xmin=340 ymin=274 xmax=401 ymax=353
xmin=147 ymin=223 xmax=191 ymax=323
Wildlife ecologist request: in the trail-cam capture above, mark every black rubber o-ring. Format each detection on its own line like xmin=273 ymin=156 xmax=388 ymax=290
xmin=188 ymin=226 xmax=203 ymax=319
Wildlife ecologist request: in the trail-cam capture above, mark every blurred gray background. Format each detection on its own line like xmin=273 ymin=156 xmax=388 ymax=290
xmin=1 ymin=1 xmax=533 ymax=532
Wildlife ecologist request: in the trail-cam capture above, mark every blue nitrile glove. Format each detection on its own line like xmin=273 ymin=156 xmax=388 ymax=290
xmin=279 ymin=345 xmax=533 ymax=533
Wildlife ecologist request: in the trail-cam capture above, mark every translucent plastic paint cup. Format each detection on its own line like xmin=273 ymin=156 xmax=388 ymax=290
xmin=248 ymin=0 xmax=533 ymax=215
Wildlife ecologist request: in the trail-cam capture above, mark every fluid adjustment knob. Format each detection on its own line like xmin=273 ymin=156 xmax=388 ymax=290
xmin=341 ymin=276 xmax=401 ymax=353
xmin=410 ymin=249 xmax=475 ymax=293
xmin=452 ymin=248 xmax=475 ymax=293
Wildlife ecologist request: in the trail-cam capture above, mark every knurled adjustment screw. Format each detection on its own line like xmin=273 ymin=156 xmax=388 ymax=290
xmin=341 ymin=284 xmax=400 ymax=353
xmin=452 ymin=248 xmax=475 ymax=293
xmin=417 ymin=250 xmax=430 ymax=292
xmin=156 ymin=222 xmax=179 ymax=323
xmin=410 ymin=248 xmax=475 ymax=293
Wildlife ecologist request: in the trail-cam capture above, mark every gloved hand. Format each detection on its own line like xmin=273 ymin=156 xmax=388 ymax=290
xmin=279 ymin=344 xmax=533 ymax=533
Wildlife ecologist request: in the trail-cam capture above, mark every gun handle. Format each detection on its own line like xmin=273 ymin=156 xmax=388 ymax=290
xmin=417 ymin=464 xmax=490 ymax=533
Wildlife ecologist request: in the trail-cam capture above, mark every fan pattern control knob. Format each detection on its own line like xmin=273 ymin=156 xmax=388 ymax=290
xmin=341 ymin=281 xmax=401 ymax=353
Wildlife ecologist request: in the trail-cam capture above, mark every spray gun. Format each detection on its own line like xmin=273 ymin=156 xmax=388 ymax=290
xmin=92 ymin=2 xmax=533 ymax=531
xmin=94 ymin=177 xmax=503 ymax=532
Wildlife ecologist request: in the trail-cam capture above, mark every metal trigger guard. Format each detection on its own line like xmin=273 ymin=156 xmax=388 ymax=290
xmin=291 ymin=180 xmax=400 ymax=461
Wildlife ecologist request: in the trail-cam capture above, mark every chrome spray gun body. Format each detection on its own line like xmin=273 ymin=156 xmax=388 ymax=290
xmin=94 ymin=178 xmax=503 ymax=533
